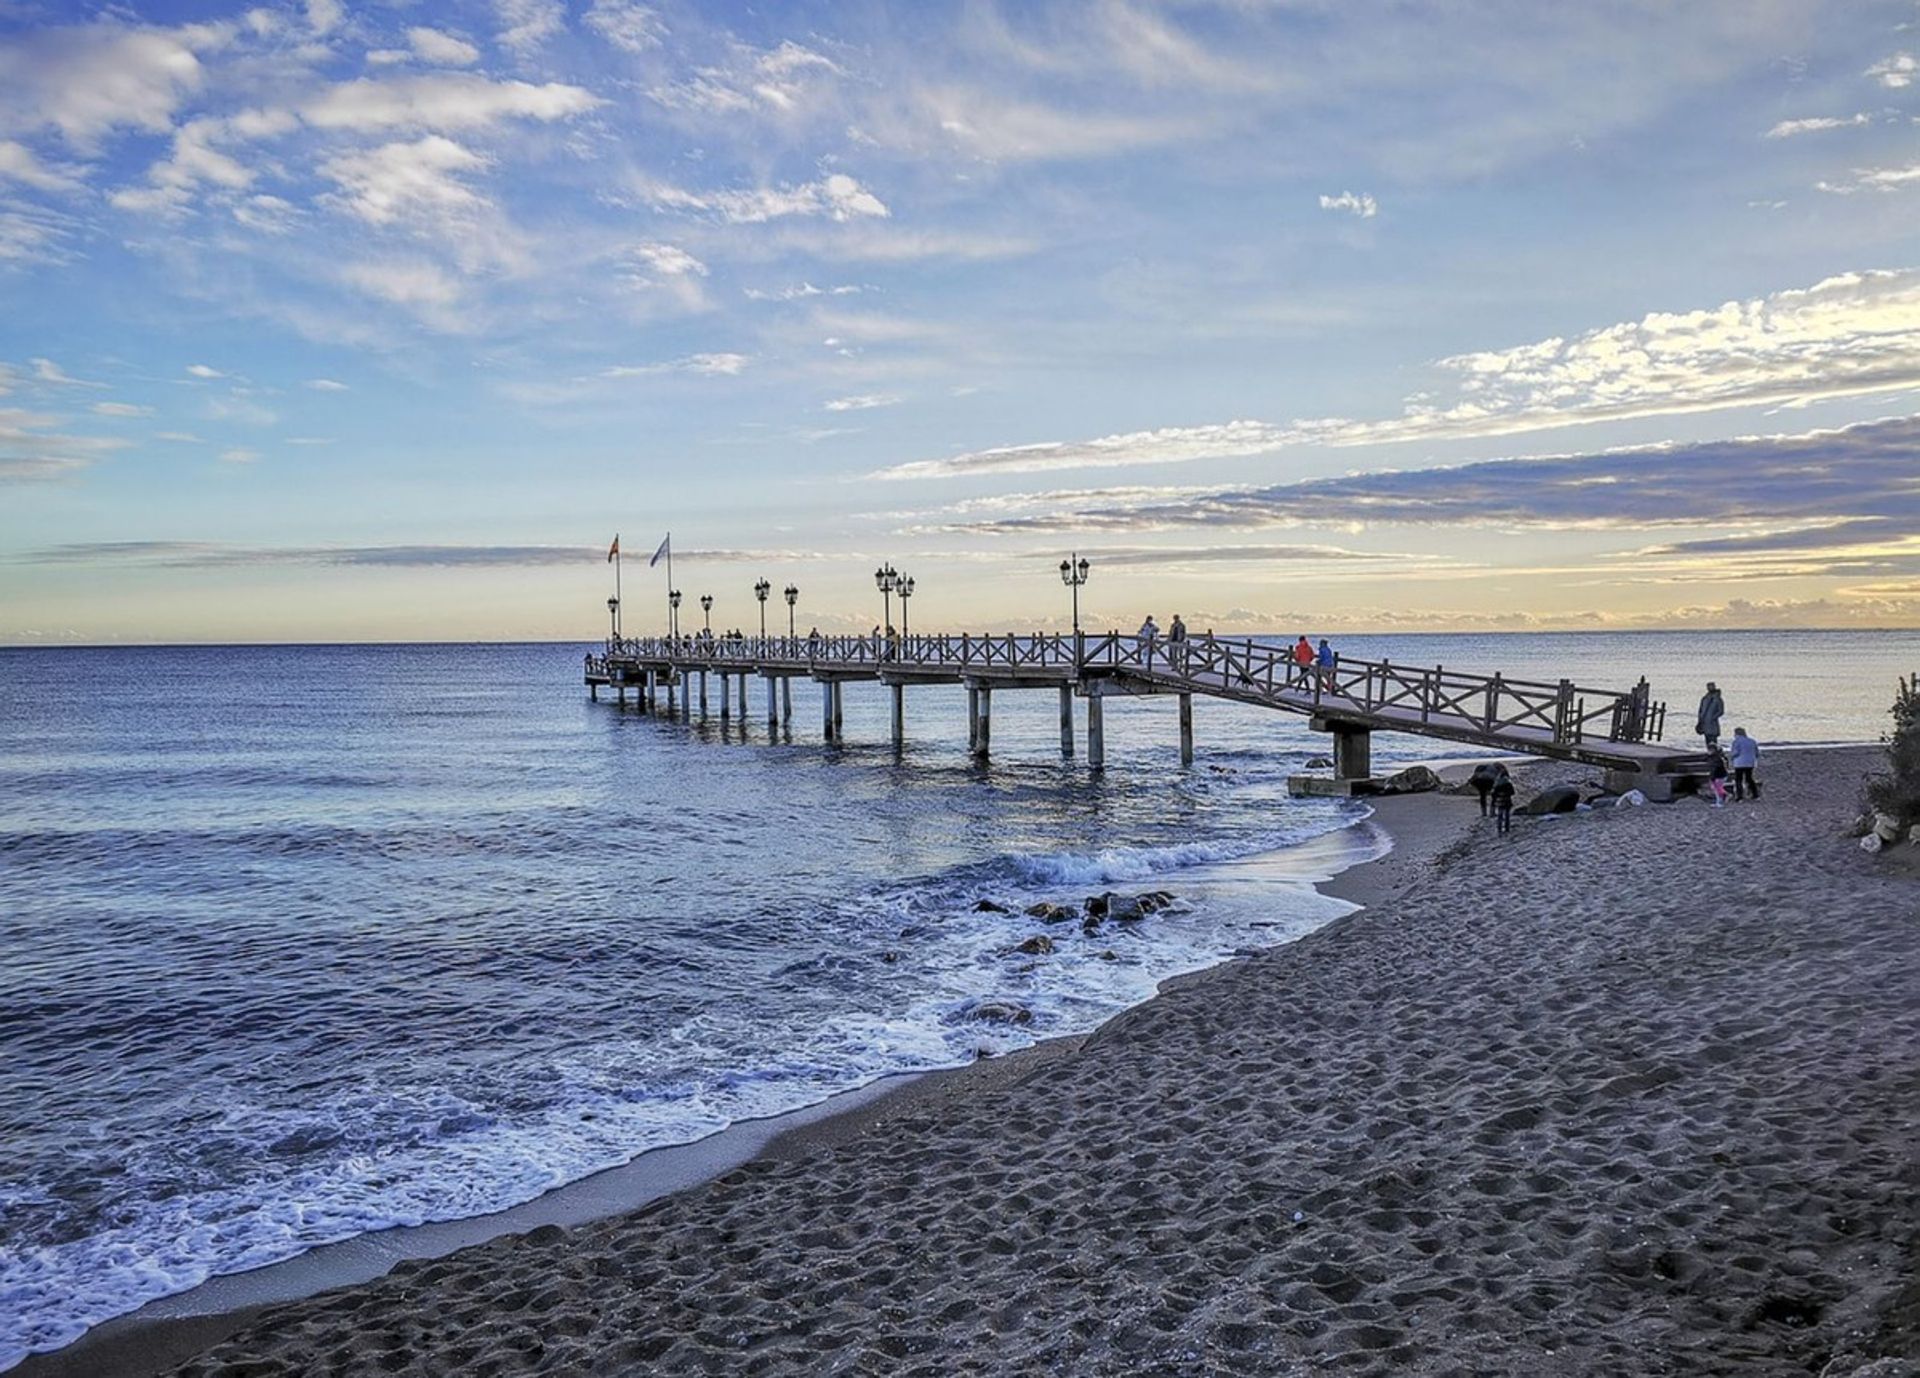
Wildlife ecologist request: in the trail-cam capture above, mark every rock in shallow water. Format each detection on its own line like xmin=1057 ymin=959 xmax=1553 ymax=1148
xmin=1015 ymin=935 xmax=1054 ymax=956
xmin=1024 ymin=902 xmax=1076 ymax=922
xmin=973 ymin=899 xmax=1011 ymax=914
xmin=960 ymin=999 xmax=1033 ymax=1025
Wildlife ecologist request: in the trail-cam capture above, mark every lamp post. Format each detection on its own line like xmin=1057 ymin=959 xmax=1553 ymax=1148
xmin=606 ymin=595 xmax=620 ymax=642
xmin=784 ymin=583 xmax=799 ymax=637
xmin=754 ymin=578 xmax=771 ymax=638
xmin=668 ymin=588 xmax=682 ymax=640
xmin=874 ymin=563 xmax=897 ymax=633
xmin=896 ymin=573 xmax=915 ymax=638
xmin=1060 ymin=553 xmax=1090 ymax=667
xmin=699 ymin=593 xmax=713 ymax=634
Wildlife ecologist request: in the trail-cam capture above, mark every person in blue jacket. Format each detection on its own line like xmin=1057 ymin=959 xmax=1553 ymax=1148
xmin=1728 ymin=726 xmax=1761 ymax=800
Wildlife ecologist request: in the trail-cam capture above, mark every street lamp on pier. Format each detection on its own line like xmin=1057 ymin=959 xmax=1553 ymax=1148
xmin=606 ymin=595 xmax=620 ymax=642
xmin=1059 ymin=555 xmax=1090 ymax=665
xmin=896 ymin=573 xmax=915 ymax=638
xmin=754 ymin=578 xmax=771 ymax=638
xmin=668 ymin=588 xmax=682 ymax=639
xmin=875 ymin=563 xmax=897 ymax=633
xmin=784 ymin=583 xmax=799 ymax=637
xmin=699 ymin=593 xmax=713 ymax=634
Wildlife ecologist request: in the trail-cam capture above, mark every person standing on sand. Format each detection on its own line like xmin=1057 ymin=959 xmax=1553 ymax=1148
xmin=1696 ymin=681 xmax=1725 ymax=749
xmin=1729 ymin=727 xmax=1761 ymax=800
xmin=1706 ymin=745 xmax=1730 ymax=807
xmin=1470 ymin=762 xmax=1502 ymax=817
xmin=1490 ymin=765 xmax=1515 ymax=834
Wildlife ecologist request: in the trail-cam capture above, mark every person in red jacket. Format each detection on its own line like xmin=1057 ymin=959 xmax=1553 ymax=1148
xmin=1291 ymin=634 xmax=1314 ymax=687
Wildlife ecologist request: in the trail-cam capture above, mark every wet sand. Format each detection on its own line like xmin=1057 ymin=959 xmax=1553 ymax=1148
xmin=31 ymin=748 xmax=1920 ymax=1375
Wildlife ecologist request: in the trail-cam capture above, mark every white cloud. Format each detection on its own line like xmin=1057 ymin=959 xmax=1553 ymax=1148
xmin=219 ymin=447 xmax=261 ymax=463
xmin=91 ymin=401 xmax=152 ymax=417
xmin=638 ymin=171 xmax=888 ymax=224
xmin=0 ymin=405 xmax=131 ymax=481
xmin=600 ymin=352 xmax=749 ymax=378
xmin=301 ymin=74 xmax=600 ymax=132
xmin=1318 ymin=190 xmax=1378 ymax=218
xmin=232 ymin=193 xmax=301 ymax=233
xmin=494 ymin=0 xmax=566 ymax=57
xmin=305 ymin=378 xmax=349 ymax=391
xmin=408 ymin=28 xmax=481 ymax=67
xmin=306 ymin=0 xmax=344 ymax=38
xmin=342 ymin=259 xmax=463 ymax=307
xmin=320 ymin=135 xmax=488 ymax=226
xmin=744 ymin=281 xmax=865 ymax=302
xmin=629 ymin=242 xmax=706 ymax=277
xmin=915 ymin=88 xmax=1205 ymax=162
xmin=650 ymin=39 xmax=841 ymax=119
xmin=1867 ymin=52 xmax=1915 ymax=88
xmin=1765 ymin=113 xmax=1870 ymax=138
xmin=584 ymin=0 xmax=665 ymax=55
xmin=1817 ymin=162 xmax=1920 ymax=195
xmin=155 ymin=431 xmax=201 ymax=441
xmin=0 ymin=19 xmax=235 ymax=148
xmin=185 ymin=364 xmax=223 ymax=378
xmin=31 ymin=358 xmax=103 ymax=387
xmin=879 ymin=267 xmax=1920 ymax=479
xmin=0 ymin=140 xmax=82 ymax=192
xmin=0 ymin=205 xmax=73 ymax=264
xmin=824 ymin=393 xmax=901 ymax=412
xmin=881 ymin=419 xmax=1286 ymax=481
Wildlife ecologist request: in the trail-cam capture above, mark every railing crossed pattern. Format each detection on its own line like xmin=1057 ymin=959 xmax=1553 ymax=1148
xmin=587 ymin=632 xmax=1665 ymax=746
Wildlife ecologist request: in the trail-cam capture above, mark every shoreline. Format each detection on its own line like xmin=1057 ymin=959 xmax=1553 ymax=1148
xmin=13 ymin=767 xmax=1482 ymax=1378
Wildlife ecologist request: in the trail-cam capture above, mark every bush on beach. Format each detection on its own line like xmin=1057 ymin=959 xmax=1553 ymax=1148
xmin=1866 ymin=673 xmax=1920 ymax=826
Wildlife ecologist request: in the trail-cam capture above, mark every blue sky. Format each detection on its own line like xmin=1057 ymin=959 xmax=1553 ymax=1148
xmin=3 ymin=0 xmax=1920 ymax=641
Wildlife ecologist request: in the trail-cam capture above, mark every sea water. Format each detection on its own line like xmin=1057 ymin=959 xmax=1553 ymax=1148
xmin=0 ymin=630 xmax=1910 ymax=1366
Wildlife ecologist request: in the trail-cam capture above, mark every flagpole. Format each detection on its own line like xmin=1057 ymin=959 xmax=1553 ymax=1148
xmin=664 ymin=531 xmax=673 ymax=638
xmin=615 ymin=539 xmax=622 ymax=639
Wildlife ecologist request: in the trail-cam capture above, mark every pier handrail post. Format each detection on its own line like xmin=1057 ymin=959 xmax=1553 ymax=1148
xmin=1422 ymin=668 xmax=1433 ymax=723
xmin=1555 ymin=678 xmax=1572 ymax=743
xmin=1485 ymin=672 xmax=1502 ymax=733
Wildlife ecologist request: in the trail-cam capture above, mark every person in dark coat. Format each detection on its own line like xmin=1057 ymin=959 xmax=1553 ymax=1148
xmin=1469 ymin=762 xmax=1503 ymax=817
xmin=1695 ymin=681 xmax=1725 ymax=749
xmin=1490 ymin=765 xmax=1516 ymax=834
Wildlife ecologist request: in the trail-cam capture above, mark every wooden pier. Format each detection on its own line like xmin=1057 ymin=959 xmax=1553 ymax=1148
xmin=584 ymin=632 xmax=1705 ymax=793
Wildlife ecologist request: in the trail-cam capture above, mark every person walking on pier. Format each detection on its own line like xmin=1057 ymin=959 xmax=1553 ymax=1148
xmin=1316 ymin=637 xmax=1336 ymax=689
xmin=1695 ymin=681 xmax=1725 ymax=749
xmin=1729 ymin=727 xmax=1761 ymax=800
xmin=1490 ymin=765 xmax=1515 ymax=834
xmin=1168 ymin=614 xmax=1188 ymax=669
xmin=1292 ymin=634 xmax=1314 ymax=688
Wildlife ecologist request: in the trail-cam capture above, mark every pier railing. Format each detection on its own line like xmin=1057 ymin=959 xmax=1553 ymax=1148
xmin=588 ymin=631 xmax=1664 ymax=747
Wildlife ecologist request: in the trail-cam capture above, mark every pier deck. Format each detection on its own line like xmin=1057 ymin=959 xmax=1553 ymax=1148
xmin=585 ymin=631 xmax=1704 ymax=788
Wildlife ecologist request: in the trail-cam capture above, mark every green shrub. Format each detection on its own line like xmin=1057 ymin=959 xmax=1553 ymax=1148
xmin=1867 ymin=673 xmax=1920 ymax=824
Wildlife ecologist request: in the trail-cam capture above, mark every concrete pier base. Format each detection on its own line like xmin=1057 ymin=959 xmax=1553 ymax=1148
xmin=966 ymin=687 xmax=980 ymax=752
xmin=1309 ymin=717 xmax=1372 ymax=780
xmin=699 ymin=672 xmax=708 ymax=717
xmin=781 ymin=678 xmax=792 ymax=723
xmin=719 ymin=674 xmax=731 ymax=719
xmin=1178 ymin=693 xmax=1194 ymax=766
xmin=1059 ymin=685 xmax=1074 ymax=757
xmin=821 ymin=681 xmax=835 ymax=740
xmin=1088 ymin=695 xmax=1105 ymax=770
xmin=971 ymin=685 xmax=992 ymax=759
xmin=831 ymin=681 xmax=844 ymax=737
xmin=890 ymin=683 xmax=905 ymax=747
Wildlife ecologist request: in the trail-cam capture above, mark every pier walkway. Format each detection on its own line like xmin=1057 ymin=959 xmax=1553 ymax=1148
xmin=586 ymin=632 xmax=1706 ymax=792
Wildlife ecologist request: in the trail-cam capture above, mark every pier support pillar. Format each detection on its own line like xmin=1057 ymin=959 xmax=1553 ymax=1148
xmin=822 ymin=681 xmax=835 ymax=740
xmin=768 ymin=679 xmax=779 ymax=731
xmin=1331 ymin=723 xmax=1372 ymax=780
xmin=617 ymin=684 xmax=626 ymax=709
xmin=966 ymin=687 xmax=980 ymax=751
xmin=590 ymin=683 xmax=598 ymax=702
xmin=1059 ymin=685 xmax=1074 ymax=757
xmin=699 ymin=671 xmax=708 ymax=718
xmin=720 ymin=673 xmax=731 ymax=720
xmin=739 ymin=674 xmax=750 ymax=718
xmin=832 ymin=681 xmax=844 ymax=736
xmin=890 ymin=683 xmax=906 ymax=747
xmin=1087 ymin=694 xmax=1105 ymax=770
xmin=1178 ymin=693 xmax=1194 ymax=766
xmin=781 ymin=677 xmax=792 ymax=723
xmin=971 ymin=686 xmax=992 ymax=759
xmin=639 ymin=671 xmax=651 ymax=714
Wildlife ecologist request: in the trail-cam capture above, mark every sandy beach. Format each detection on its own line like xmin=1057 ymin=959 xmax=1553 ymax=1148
xmin=32 ymin=746 xmax=1920 ymax=1375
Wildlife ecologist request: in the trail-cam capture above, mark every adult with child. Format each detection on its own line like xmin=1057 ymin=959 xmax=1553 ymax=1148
xmin=1490 ymin=764 xmax=1515 ymax=834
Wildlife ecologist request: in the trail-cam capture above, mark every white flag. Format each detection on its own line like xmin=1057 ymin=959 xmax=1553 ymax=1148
xmin=649 ymin=534 xmax=670 ymax=568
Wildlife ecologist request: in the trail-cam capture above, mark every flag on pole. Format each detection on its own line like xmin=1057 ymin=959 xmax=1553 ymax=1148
xmin=606 ymin=534 xmax=620 ymax=563
xmin=649 ymin=534 xmax=670 ymax=568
